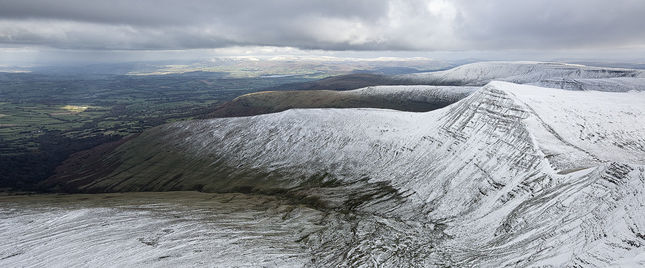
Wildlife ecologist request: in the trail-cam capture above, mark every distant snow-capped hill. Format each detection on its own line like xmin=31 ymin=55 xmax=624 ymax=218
xmin=45 ymin=81 xmax=645 ymax=266
xmin=344 ymin=85 xmax=476 ymax=103
xmin=206 ymin=85 xmax=477 ymax=118
xmin=204 ymin=62 xmax=645 ymax=120
xmin=398 ymin=61 xmax=644 ymax=86
xmin=532 ymin=77 xmax=645 ymax=92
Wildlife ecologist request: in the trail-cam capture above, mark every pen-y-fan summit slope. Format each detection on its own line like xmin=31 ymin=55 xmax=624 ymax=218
xmin=45 ymin=62 xmax=645 ymax=266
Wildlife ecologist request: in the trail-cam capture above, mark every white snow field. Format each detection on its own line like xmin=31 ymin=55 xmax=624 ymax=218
xmin=3 ymin=62 xmax=645 ymax=267
xmin=0 ymin=192 xmax=325 ymax=267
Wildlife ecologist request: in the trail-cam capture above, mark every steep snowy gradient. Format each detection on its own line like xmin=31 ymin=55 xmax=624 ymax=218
xmin=398 ymin=61 xmax=645 ymax=86
xmin=43 ymin=79 xmax=645 ymax=266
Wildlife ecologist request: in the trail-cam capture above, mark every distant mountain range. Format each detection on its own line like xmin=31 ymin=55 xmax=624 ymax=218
xmin=16 ymin=58 xmax=453 ymax=78
xmin=207 ymin=61 xmax=644 ymax=118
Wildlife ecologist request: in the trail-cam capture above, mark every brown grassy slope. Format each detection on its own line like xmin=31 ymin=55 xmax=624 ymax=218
xmin=206 ymin=90 xmax=455 ymax=118
xmin=264 ymin=73 xmax=401 ymax=91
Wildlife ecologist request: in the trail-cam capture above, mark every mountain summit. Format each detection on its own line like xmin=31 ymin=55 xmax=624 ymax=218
xmin=44 ymin=62 xmax=645 ymax=266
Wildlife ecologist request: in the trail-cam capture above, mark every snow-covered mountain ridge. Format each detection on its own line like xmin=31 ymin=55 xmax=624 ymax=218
xmin=531 ymin=77 xmax=645 ymax=92
xmin=45 ymin=78 xmax=645 ymax=266
xmin=343 ymin=85 xmax=476 ymax=103
xmin=205 ymin=61 xmax=643 ymax=120
xmin=398 ymin=61 xmax=645 ymax=86
xmin=206 ymin=85 xmax=478 ymax=118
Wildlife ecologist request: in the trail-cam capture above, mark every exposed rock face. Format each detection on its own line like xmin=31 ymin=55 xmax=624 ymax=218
xmin=45 ymin=78 xmax=645 ymax=266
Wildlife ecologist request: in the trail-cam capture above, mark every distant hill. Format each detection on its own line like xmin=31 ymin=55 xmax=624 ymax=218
xmin=265 ymin=61 xmax=645 ymax=92
xmin=208 ymin=61 xmax=645 ymax=119
xmin=396 ymin=61 xmax=644 ymax=85
xmin=205 ymin=85 xmax=476 ymax=118
xmin=264 ymin=73 xmax=404 ymax=91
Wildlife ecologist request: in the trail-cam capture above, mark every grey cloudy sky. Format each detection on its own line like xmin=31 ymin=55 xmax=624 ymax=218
xmin=1 ymin=0 xmax=645 ymax=63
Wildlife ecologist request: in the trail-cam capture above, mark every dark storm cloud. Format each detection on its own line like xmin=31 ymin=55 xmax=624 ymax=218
xmin=0 ymin=0 xmax=644 ymax=51
xmin=0 ymin=0 xmax=388 ymax=27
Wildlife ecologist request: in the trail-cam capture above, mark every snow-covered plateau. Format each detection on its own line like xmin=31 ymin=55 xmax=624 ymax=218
xmin=4 ymin=62 xmax=645 ymax=267
xmin=398 ymin=61 xmax=645 ymax=86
